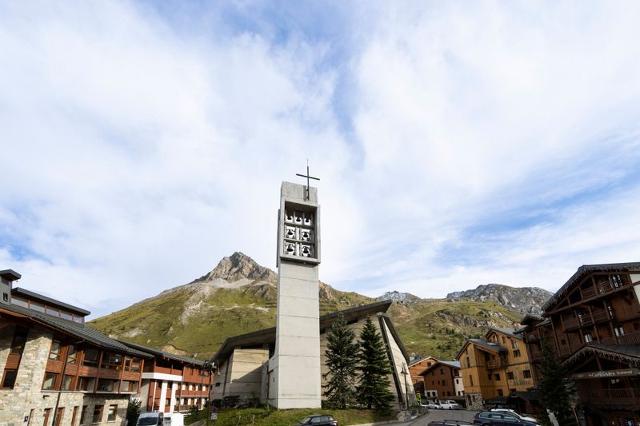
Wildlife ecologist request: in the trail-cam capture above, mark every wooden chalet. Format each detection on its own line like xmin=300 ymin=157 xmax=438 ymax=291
xmin=521 ymin=262 xmax=640 ymax=425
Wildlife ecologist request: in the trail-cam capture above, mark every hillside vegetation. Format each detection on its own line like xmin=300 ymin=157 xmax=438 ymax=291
xmin=90 ymin=252 xmax=532 ymax=360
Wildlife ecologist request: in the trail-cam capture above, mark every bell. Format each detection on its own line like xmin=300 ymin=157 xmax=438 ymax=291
xmin=285 ymin=243 xmax=295 ymax=254
xmin=286 ymin=228 xmax=295 ymax=238
xmin=303 ymin=214 xmax=313 ymax=226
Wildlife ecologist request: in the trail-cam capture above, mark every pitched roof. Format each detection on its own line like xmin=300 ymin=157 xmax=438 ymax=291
xmin=456 ymin=338 xmax=507 ymax=360
xmin=0 ymin=303 xmax=150 ymax=358
xmin=409 ymin=355 xmax=438 ymax=367
xmin=562 ymin=343 xmax=640 ymax=370
xmin=486 ymin=327 xmax=522 ymax=340
xmin=119 ymin=341 xmax=207 ymax=367
xmin=12 ymin=287 xmax=91 ymax=316
xmin=417 ymin=360 xmax=461 ymax=376
xmin=211 ymin=300 xmax=393 ymax=364
xmin=542 ymin=262 xmax=640 ymax=312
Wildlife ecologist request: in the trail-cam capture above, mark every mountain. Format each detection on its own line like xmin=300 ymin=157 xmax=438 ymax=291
xmin=89 ymin=253 xmax=527 ymax=360
xmin=376 ymin=291 xmax=421 ymax=304
xmin=446 ymin=284 xmax=553 ymax=316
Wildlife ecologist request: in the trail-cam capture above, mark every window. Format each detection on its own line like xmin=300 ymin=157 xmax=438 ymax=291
xmin=440 ymin=368 xmax=444 ymax=375
xmin=611 ymin=274 xmax=623 ymax=288
xmin=83 ymin=349 xmax=99 ymax=367
xmin=80 ymin=406 xmax=88 ymax=424
xmin=42 ymin=372 xmax=58 ymax=390
xmin=12 ymin=297 xmax=28 ymax=308
xmin=466 ymin=357 xmax=470 ymax=368
xmin=60 ymin=312 xmax=73 ymax=321
xmin=97 ymin=379 xmax=116 ymax=392
xmin=30 ymin=302 xmax=45 ymax=313
xmin=71 ymin=407 xmax=79 ymax=426
xmin=469 ymin=375 xmax=473 ymax=386
xmin=54 ymin=407 xmax=64 ymax=426
xmin=1 ymin=369 xmax=18 ymax=388
xmin=67 ymin=345 xmax=77 ymax=364
xmin=523 ymin=370 xmax=532 ymax=379
xmin=49 ymin=340 xmax=61 ymax=360
xmin=107 ymin=405 xmax=117 ymax=422
xmin=513 ymin=349 xmax=521 ymax=358
xmin=92 ymin=405 xmax=103 ymax=423
xmin=507 ymin=372 xmax=514 ymax=380
xmin=120 ymin=380 xmax=138 ymax=393
xmin=10 ymin=326 xmax=28 ymax=354
xmin=511 ymin=340 xmax=518 ymax=349
xmin=62 ymin=375 xmax=75 ymax=391
xmin=497 ymin=389 xmax=503 ymax=396
xmin=124 ymin=357 xmax=141 ymax=372
xmin=614 ymin=326 xmax=625 ymax=337
xmin=43 ymin=408 xmax=52 ymax=426
xmin=100 ymin=353 xmax=122 ymax=370
xmin=584 ymin=333 xmax=593 ymax=343
xmin=494 ymin=374 xmax=500 ymax=381
xmin=78 ymin=377 xmax=96 ymax=391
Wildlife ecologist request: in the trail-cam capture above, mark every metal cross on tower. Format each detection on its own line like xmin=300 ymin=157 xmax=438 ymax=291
xmin=296 ymin=160 xmax=320 ymax=200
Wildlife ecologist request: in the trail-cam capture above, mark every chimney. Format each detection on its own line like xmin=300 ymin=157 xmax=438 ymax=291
xmin=0 ymin=269 xmax=21 ymax=305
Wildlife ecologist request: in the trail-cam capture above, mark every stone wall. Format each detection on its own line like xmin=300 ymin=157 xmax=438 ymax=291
xmin=0 ymin=325 xmax=130 ymax=426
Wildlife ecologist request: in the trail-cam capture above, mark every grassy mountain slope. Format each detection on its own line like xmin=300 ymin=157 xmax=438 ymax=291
xmin=90 ymin=252 xmax=527 ymax=360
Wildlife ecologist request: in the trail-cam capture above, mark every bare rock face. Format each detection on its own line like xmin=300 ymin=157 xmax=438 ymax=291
xmin=446 ymin=284 xmax=552 ymax=316
xmin=376 ymin=291 xmax=422 ymax=305
xmin=197 ymin=252 xmax=277 ymax=283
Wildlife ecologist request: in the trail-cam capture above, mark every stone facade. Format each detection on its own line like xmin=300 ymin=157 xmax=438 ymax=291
xmin=0 ymin=326 xmax=129 ymax=426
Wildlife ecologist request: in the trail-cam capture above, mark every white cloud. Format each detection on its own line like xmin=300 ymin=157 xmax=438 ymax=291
xmin=1 ymin=1 xmax=640 ymax=316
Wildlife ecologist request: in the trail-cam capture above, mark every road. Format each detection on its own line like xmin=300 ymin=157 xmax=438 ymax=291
xmin=400 ymin=409 xmax=477 ymax=425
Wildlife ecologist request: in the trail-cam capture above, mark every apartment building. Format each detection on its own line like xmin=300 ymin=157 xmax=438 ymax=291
xmin=522 ymin=262 xmax=640 ymax=425
xmin=456 ymin=327 xmax=534 ymax=409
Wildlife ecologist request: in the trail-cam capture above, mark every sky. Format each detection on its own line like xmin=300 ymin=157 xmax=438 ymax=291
xmin=2 ymin=1 xmax=640 ymax=318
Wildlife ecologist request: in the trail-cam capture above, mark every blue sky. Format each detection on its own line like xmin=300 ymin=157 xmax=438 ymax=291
xmin=2 ymin=1 xmax=640 ymax=317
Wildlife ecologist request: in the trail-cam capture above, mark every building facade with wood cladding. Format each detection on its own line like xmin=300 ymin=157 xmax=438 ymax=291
xmin=521 ymin=262 xmax=640 ymax=425
xmin=456 ymin=327 xmax=535 ymax=410
xmin=121 ymin=342 xmax=213 ymax=415
xmin=0 ymin=270 xmax=150 ymax=426
xmin=418 ymin=360 xmax=464 ymax=401
xmin=0 ymin=270 xmax=214 ymax=425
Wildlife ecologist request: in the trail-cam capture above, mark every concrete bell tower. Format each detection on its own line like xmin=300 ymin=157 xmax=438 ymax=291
xmin=269 ymin=173 xmax=322 ymax=408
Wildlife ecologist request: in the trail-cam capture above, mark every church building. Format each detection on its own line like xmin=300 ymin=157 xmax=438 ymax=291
xmin=210 ymin=300 xmax=416 ymax=410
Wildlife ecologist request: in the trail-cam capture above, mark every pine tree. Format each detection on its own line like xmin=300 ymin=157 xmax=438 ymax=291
xmin=356 ymin=317 xmax=394 ymax=412
xmin=538 ymin=339 xmax=577 ymax=426
xmin=323 ymin=313 xmax=359 ymax=408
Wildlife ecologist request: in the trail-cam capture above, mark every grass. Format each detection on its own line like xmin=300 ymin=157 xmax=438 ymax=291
xmin=186 ymin=407 xmax=395 ymax=426
xmin=90 ymin=281 xmax=523 ymax=360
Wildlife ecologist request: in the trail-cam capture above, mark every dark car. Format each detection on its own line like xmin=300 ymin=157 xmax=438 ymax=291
xmin=428 ymin=420 xmax=473 ymax=425
xmin=297 ymin=414 xmax=338 ymax=426
xmin=474 ymin=411 xmax=539 ymax=425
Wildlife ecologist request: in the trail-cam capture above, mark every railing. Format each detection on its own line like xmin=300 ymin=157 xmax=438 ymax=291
xmin=486 ymin=359 xmax=502 ymax=369
xmin=585 ymin=388 xmax=639 ymax=407
xmin=581 ymin=287 xmax=596 ymax=299
xmin=600 ymin=331 xmax=640 ymax=345
xmin=508 ymin=378 xmax=534 ymax=387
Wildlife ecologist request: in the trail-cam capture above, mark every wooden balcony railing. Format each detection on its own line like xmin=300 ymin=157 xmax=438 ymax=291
xmin=600 ymin=331 xmax=640 ymax=345
xmin=585 ymin=388 xmax=640 ymax=407
xmin=486 ymin=359 xmax=502 ymax=369
xmin=581 ymin=287 xmax=596 ymax=299
xmin=508 ymin=378 xmax=534 ymax=388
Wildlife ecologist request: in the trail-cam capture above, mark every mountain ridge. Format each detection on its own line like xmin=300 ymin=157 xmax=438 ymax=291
xmin=90 ymin=253 xmax=547 ymax=360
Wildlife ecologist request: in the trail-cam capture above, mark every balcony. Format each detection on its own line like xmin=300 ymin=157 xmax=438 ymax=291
xmin=486 ymin=359 xmax=503 ymax=369
xmin=508 ymin=378 xmax=534 ymax=388
xmin=600 ymin=331 xmax=640 ymax=345
xmin=584 ymin=388 xmax=640 ymax=408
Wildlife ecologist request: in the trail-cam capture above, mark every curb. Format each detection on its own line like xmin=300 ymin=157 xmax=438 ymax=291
xmin=351 ymin=412 xmax=428 ymax=426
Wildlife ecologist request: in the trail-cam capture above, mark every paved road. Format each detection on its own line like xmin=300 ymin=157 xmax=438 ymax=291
xmin=402 ymin=409 xmax=477 ymax=425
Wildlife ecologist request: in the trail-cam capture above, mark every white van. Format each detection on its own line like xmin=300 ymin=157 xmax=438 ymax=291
xmin=136 ymin=412 xmax=164 ymax=426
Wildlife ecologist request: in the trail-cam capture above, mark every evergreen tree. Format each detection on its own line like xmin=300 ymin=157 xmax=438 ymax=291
xmin=538 ymin=339 xmax=577 ymax=426
xmin=323 ymin=313 xmax=359 ymax=408
xmin=356 ymin=317 xmax=394 ymax=412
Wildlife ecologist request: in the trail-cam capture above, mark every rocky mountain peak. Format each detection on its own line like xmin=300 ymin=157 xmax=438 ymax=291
xmin=376 ymin=291 xmax=422 ymax=304
xmin=203 ymin=252 xmax=277 ymax=283
xmin=446 ymin=283 xmax=552 ymax=316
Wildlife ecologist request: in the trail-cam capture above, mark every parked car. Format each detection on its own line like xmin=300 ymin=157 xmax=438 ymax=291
xmin=439 ymin=400 xmax=462 ymax=410
xmin=137 ymin=412 xmax=164 ymax=426
xmin=297 ymin=414 xmax=338 ymax=426
xmin=423 ymin=400 xmax=441 ymax=409
xmin=428 ymin=421 xmax=473 ymax=426
xmin=490 ymin=409 xmax=538 ymax=423
xmin=474 ymin=411 xmax=539 ymax=426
